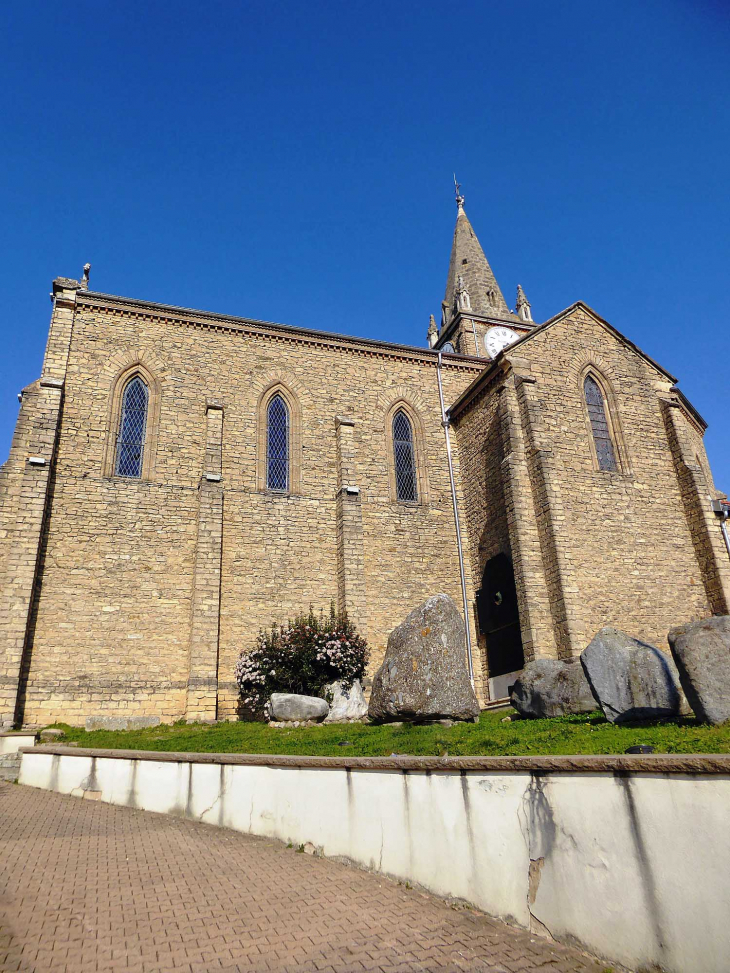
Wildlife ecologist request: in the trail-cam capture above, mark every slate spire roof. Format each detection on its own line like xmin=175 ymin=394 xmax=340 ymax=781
xmin=443 ymin=194 xmax=513 ymax=322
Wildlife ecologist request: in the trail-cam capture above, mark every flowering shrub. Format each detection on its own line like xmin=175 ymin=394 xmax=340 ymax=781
xmin=235 ymin=604 xmax=369 ymax=716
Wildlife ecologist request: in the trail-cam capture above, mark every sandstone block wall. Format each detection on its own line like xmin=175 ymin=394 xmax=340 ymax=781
xmin=453 ymin=304 xmax=727 ymax=672
xmin=1 ymin=289 xmax=484 ymax=725
xmin=3 ymin=289 xmax=726 ymax=724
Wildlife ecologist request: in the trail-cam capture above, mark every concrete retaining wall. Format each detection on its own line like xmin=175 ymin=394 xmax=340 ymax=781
xmin=19 ymin=748 xmax=730 ymax=973
xmin=0 ymin=732 xmax=37 ymax=755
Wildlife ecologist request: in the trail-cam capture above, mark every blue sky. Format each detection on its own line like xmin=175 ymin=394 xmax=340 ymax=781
xmin=1 ymin=0 xmax=728 ymax=487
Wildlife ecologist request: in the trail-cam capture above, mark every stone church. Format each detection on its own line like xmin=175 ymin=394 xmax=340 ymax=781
xmin=2 ymin=190 xmax=729 ymax=727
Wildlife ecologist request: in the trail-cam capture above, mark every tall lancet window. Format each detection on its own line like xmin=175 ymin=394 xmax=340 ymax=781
xmin=266 ymin=394 xmax=289 ymax=491
xmin=115 ymin=376 xmax=149 ymax=478
xmin=584 ymin=375 xmax=618 ymax=472
xmin=393 ymin=410 xmax=418 ymax=502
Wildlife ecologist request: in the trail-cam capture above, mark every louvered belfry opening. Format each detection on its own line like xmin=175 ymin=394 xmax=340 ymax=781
xmin=266 ymin=394 xmax=290 ymax=491
xmin=584 ymin=375 xmax=617 ymax=471
xmin=115 ymin=376 xmax=149 ymax=478
xmin=393 ymin=409 xmax=418 ymax=502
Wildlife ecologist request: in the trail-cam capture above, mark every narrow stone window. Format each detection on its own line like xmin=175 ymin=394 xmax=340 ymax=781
xmin=115 ymin=376 xmax=149 ymax=478
xmin=266 ymin=394 xmax=289 ymax=491
xmin=584 ymin=375 xmax=617 ymax=471
xmin=393 ymin=409 xmax=418 ymax=502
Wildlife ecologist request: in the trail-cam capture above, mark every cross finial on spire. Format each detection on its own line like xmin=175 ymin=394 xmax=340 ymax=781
xmin=453 ymin=173 xmax=465 ymax=211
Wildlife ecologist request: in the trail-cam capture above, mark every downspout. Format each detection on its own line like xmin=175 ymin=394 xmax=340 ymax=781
xmin=437 ymin=351 xmax=475 ymax=685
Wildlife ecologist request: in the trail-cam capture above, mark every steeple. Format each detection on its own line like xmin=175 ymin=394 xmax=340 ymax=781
xmin=443 ymin=188 xmax=512 ymax=323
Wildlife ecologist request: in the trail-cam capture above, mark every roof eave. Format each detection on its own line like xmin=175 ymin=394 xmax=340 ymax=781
xmin=76 ymin=290 xmax=486 ymax=368
xmin=448 ymin=300 xmax=679 ymax=418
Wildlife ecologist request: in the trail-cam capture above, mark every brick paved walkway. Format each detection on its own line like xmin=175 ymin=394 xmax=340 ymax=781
xmin=0 ymin=783 xmax=608 ymax=973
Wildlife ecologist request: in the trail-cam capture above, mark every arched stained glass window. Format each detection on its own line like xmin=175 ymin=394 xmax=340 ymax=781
xmin=266 ymin=394 xmax=289 ymax=491
xmin=393 ymin=410 xmax=418 ymax=502
xmin=584 ymin=375 xmax=617 ymax=472
xmin=115 ymin=376 xmax=149 ymax=478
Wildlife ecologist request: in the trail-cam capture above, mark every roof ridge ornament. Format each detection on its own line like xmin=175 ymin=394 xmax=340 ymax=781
xmin=453 ymin=173 xmax=465 ymax=213
xmin=80 ymin=263 xmax=91 ymax=291
xmin=516 ymin=283 xmax=533 ymax=322
xmin=427 ymin=313 xmax=438 ymax=348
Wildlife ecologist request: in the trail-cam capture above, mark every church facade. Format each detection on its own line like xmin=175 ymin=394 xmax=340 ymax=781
xmin=2 ymin=194 xmax=729 ymax=726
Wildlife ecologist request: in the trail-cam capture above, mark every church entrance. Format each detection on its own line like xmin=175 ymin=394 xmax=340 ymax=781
xmin=475 ymin=552 xmax=524 ymax=699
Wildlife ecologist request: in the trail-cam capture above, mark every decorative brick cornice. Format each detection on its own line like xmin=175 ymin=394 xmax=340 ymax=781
xmin=76 ymin=292 xmax=486 ymax=372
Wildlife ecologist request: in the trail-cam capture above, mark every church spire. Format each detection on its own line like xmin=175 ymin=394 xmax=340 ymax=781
xmin=443 ymin=185 xmax=511 ymax=323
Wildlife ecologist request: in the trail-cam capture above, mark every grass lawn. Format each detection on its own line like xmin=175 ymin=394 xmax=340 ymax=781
xmin=47 ymin=709 xmax=730 ymax=757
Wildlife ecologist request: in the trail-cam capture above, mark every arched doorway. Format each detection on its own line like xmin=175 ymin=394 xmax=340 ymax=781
xmin=475 ymin=552 xmax=524 ymax=699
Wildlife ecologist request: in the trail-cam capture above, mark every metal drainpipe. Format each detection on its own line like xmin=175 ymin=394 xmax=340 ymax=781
xmin=437 ymin=351 xmax=475 ymax=685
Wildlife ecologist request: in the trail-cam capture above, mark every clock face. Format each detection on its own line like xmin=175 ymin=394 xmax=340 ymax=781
xmin=485 ymin=326 xmax=519 ymax=359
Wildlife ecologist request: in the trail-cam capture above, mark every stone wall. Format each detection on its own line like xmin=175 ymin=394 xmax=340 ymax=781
xmin=0 ymin=279 xmax=77 ymax=726
xmin=453 ymin=304 xmax=727 ymax=670
xmin=3 ymin=289 xmax=727 ymax=724
xmin=1 ymin=288 xmax=484 ymax=724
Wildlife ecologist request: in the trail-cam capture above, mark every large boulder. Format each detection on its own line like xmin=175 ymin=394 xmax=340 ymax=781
xmin=668 ymin=616 xmax=730 ymax=724
xmin=510 ymin=659 xmax=596 ymax=718
xmin=581 ymin=627 xmax=684 ymax=723
xmin=368 ymin=594 xmax=480 ymax=723
xmin=323 ymin=679 xmax=368 ymax=722
xmin=269 ymin=693 xmax=329 ymax=723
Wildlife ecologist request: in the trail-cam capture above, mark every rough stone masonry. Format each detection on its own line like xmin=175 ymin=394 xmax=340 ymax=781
xmin=1 ymin=192 xmax=728 ymax=726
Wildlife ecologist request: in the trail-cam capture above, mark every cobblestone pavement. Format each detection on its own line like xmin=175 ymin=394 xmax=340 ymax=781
xmin=0 ymin=783 xmax=608 ymax=973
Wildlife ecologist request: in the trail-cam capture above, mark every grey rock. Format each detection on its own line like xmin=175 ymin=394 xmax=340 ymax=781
xmin=668 ymin=615 xmax=730 ymax=724
xmin=510 ymin=660 xmax=596 ymax=718
xmin=581 ymin=627 xmax=684 ymax=723
xmin=323 ymin=679 xmax=368 ymax=722
xmin=0 ymin=752 xmax=22 ymax=783
xmin=368 ymin=594 xmax=480 ymax=723
xmin=40 ymin=728 xmax=65 ymax=741
xmin=85 ymin=716 xmax=161 ymax=732
xmin=269 ymin=693 xmax=329 ymax=723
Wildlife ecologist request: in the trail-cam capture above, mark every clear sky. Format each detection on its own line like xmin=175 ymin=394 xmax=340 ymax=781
xmin=1 ymin=0 xmax=728 ymax=487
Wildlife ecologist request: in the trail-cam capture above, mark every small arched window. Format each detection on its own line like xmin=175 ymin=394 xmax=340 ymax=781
xmin=115 ymin=376 xmax=149 ymax=478
xmin=266 ymin=394 xmax=289 ymax=491
xmin=393 ymin=409 xmax=418 ymax=502
xmin=584 ymin=374 xmax=617 ymax=472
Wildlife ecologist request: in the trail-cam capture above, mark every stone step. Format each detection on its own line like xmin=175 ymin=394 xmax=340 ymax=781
xmin=482 ymin=696 xmax=511 ymax=712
